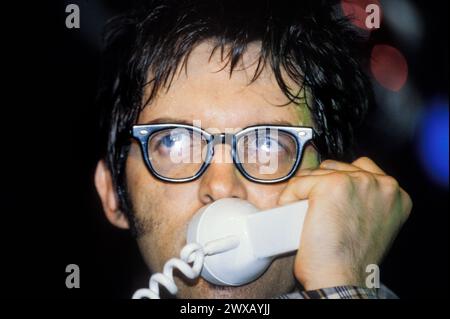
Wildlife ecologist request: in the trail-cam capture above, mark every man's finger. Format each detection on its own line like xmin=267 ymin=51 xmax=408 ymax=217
xmin=352 ymin=157 xmax=386 ymax=175
xmin=320 ymin=158 xmax=386 ymax=175
xmin=320 ymin=160 xmax=360 ymax=172
xmin=278 ymin=175 xmax=323 ymax=205
xmin=297 ymin=168 xmax=338 ymax=177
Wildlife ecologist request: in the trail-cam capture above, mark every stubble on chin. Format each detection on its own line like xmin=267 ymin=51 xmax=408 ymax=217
xmin=127 ymin=187 xmax=297 ymax=299
xmin=173 ymin=256 xmax=297 ymax=299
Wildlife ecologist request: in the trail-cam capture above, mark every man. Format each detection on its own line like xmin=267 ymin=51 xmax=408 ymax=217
xmin=94 ymin=0 xmax=412 ymax=299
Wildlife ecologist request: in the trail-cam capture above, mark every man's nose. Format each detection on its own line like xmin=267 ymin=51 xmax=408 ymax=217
xmin=198 ymin=144 xmax=247 ymax=204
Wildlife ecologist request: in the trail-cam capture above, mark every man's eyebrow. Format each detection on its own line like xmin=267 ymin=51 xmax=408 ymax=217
xmin=251 ymin=120 xmax=295 ymax=126
xmin=140 ymin=118 xmax=193 ymax=125
xmin=139 ymin=118 xmax=298 ymax=127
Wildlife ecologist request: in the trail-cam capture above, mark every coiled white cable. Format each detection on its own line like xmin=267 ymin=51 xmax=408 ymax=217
xmin=132 ymin=235 xmax=240 ymax=299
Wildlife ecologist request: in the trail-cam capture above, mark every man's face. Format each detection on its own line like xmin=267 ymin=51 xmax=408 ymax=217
xmin=125 ymin=41 xmax=319 ymax=298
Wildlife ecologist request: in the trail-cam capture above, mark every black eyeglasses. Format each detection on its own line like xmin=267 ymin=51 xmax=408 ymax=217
xmin=131 ymin=124 xmax=316 ymax=183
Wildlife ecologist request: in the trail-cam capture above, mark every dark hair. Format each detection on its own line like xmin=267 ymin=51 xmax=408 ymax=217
xmin=97 ymin=0 xmax=373 ymax=218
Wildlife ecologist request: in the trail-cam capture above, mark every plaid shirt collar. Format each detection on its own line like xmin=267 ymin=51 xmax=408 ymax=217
xmin=275 ymin=284 xmax=398 ymax=299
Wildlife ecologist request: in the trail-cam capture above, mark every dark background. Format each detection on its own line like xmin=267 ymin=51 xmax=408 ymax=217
xmin=2 ymin=0 xmax=448 ymax=298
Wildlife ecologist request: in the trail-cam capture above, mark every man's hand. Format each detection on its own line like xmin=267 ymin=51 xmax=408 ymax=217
xmin=278 ymin=157 xmax=412 ymax=290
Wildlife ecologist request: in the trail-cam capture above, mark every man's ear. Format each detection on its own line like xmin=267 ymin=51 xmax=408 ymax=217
xmin=94 ymin=160 xmax=130 ymax=229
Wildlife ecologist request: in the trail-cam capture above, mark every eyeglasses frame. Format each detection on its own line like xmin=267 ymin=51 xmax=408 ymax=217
xmin=131 ymin=123 xmax=317 ymax=184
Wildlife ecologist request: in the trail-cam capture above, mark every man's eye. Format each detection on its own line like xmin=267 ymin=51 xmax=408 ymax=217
xmin=160 ymin=135 xmax=177 ymax=148
xmin=154 ymin=133 xmax=190 ymax=152
xmin=258 ymin=138 xmax=275 ymax=151
xmin=254 ymin=137 xmax=282 ymax=152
